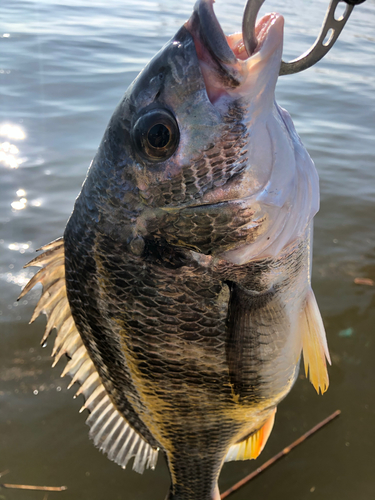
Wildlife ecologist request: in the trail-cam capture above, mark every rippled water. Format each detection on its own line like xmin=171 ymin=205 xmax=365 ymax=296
xmin=1 ymin=1 xmax=374 ymax=499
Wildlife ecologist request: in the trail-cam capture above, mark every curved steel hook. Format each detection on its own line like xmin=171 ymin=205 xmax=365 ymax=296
xmin=279 ymin=0 xmax=357 ymax=75
xmin=242 ymin=0 xmax=265 ymax=56
xmin=242 ymin=0 xmax=365 ymax=75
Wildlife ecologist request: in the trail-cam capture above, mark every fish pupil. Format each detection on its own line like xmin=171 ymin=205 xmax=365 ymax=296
xmin=148 ymin=124 xmax=170 ymax=149
xmin=132 ymin=108 xmax=179 ymax=162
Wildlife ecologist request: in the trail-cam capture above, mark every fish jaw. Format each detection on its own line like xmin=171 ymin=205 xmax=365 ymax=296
xmin=186 ymin=0 xmax=284 ymax=108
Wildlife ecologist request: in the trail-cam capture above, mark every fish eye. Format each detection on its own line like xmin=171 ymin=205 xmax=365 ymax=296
xmin=132 ymin=108 xmax=179 ymax=162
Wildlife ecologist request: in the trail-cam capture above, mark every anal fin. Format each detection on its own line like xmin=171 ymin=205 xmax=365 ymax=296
xmin=225 ymin=409 xmax=276 ymax=462
xmin=301 ymin=288 xmax=331 ymax=395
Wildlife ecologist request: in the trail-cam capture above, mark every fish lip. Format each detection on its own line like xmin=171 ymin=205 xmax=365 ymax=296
xmin=188 ymin=0 xmax=237 ymax=65
xmin=185 ymin=0 xmax=283 ymax=101
xmin=186 ymin=0 xmax=282 ymax=67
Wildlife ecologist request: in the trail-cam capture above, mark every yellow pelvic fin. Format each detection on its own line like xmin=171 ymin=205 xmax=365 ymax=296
xmin=225 ymin=409 xmax=276 ymax=462
xmin=300 ymin=288 xmax=331 ymax=395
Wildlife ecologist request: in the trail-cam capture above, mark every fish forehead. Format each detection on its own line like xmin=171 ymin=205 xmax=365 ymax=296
xmin=128 ymin=26 xmax=207 ymax=110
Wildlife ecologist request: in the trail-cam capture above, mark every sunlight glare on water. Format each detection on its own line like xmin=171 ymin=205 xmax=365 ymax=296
xmin=0 ymin=123 xmax=26 ymax=169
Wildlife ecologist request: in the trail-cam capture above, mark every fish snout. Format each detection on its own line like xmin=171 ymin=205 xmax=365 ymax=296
xmin=185 ymin=0 xmax=284 ymax=104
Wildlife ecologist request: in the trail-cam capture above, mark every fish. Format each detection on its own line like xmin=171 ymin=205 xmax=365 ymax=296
xmin=20 ymin=0 xmax=331 ymax=499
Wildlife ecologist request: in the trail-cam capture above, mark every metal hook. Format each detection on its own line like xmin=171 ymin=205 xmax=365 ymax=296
xmin=279 ymin=0 xmax=360 ymax=75
xmin=242 ymin=0 xmax=366 ymax=75
xmin=242 ymin=0 xmax=265 ymax=56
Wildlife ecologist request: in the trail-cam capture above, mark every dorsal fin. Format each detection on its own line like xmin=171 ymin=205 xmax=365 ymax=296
xmin=225 ymin=409 xmax=276 ymax=462
xmin=300 ymin=288 xmax=331 ymax=395
xmin=20 ymin=238 xmax=158 ymax=473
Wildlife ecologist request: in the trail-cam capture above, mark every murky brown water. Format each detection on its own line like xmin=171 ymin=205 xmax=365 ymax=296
xmin=1 ymin=0 xmax=374 ymax=499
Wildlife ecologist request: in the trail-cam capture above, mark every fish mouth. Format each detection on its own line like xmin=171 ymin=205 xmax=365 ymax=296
xmin=186 ymin=0 xmax=284 ymax=102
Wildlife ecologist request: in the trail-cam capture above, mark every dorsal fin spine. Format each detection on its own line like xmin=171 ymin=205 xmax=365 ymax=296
xmin=52 ymin=318 xmax=75 ymax=356
xmin=80 ymin=385 xmax=105 ymax=412
xmin=22 ymin=238 xmax=158 ymax=474
xmin=67 ymin=358 xmax=94 ymax=388
xmin=62 ymin=346 xmax=87 ymax=378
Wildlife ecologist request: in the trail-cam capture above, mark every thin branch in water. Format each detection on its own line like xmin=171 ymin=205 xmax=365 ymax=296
xmin=0 ymin=484 xmax=67 ymax=492
xmin=0 ymin=470 xmax=10 ymax=479
xmin=221 ymin=409 xmax=341 ymax=499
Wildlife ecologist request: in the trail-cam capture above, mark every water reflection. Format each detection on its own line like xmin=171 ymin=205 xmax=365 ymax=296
xmin=0 ymin=270 xmax=32 ymax=288
xmin=0 ymin=142 xmax=22 ymax=169
xmin=11 ymin=189 xmax=42 ymax=210
xmin=11 ymin=189 xmax=28 ymax=210
xmin=8 ymin=242 xmax=31 ymax=253
xmin=0 ymin=124 xmax=25 ymax=140
xmin=0 ymin=123 xmax=26 ymax=169
xmin=11 ymin=198 xmax=27 ymax=210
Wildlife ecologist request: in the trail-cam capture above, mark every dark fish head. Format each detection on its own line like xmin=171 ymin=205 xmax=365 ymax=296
xmin=78 ymin=1 xmax=316 ymax=262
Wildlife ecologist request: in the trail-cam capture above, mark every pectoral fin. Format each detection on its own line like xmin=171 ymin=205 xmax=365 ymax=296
xmin=225 ymin=409 xmax=276 ymax=462
xmin=301 ymin=289 xmax=331 ymax=395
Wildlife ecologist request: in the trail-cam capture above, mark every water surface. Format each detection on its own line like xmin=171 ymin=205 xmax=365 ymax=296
xmin=1 ymin=1 xmax=374 ymax=499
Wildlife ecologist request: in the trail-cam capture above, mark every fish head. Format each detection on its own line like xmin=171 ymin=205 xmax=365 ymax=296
xmin=79 ymin=0 xmax=318 ymax=264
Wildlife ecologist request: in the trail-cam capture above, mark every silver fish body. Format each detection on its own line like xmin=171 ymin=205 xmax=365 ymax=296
xmin=22 ymin=2 xmax=330 ymax=499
